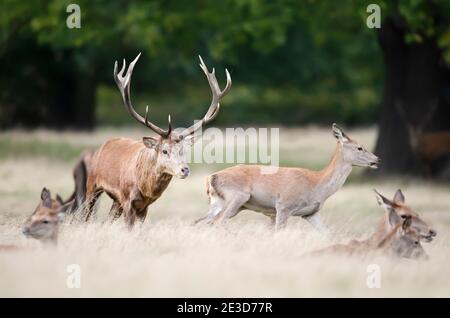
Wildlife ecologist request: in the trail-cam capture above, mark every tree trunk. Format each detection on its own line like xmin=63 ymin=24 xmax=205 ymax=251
xmin=371 ymin=17 xmax=450 ymax=178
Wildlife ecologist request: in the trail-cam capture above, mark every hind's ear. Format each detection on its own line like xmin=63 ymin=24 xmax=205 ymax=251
xmin=388 ymin=208 xmax=402 ymax=228
xmin=58 ymin=200 xmax=74 ymax=214
xmin=56 ymin=194 xmax=64 ymax=205
xmin=374 ymin=189 xmax=394 ymax=211
xmin=41 ymin=188 xmax=52 ymax=208
xmin=332 ymin=123 xmax=349 ymax=143
xmin=393 ymin=189 xmax=405 ymax=204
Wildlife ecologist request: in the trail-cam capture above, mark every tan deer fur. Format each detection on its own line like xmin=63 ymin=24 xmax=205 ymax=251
xmin=196 ymin=124 xmax=380 ymax=230
xmin=303 ymin=190 xmax=430 ymax=260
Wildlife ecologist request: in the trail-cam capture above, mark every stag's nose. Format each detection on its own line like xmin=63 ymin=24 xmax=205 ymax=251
xmin=430 ymin=229 xmax=437 ymax=237
xmin=181 ymin=166 xmax=190 ymax=177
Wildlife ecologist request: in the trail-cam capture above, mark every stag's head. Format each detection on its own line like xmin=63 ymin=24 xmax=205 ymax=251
xmin=375 ymin=189 xmax=437 ymax=242
xmin=22 ymin=188 xmax=70 ymax=244
xmin=395 ymin=100 xmax=438 ymax=153
xmin=114 ymin=54 xmax=231 ymax=179
xmin=332 ymin=124 xmax=380 ymax=169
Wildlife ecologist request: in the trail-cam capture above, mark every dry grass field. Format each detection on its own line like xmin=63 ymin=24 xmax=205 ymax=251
xmin=0 ymin=126 xmax=449 ymax=297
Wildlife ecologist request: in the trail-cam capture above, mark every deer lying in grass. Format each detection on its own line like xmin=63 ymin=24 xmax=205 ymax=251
xmin=2 ymin=152 xmax=92 ymax=250
xmin=84 ymin=54 xmax=231 ymax=228
xmin=303 ymin=190 xmax=430 ymax=259
xmin=396 ymin=101 xmax=450 ymax=176
xmin=196 ymin=124 xmax=380 ymax=230
xmin=368 ymin=189 xmax=436 ymax=244
xmin=22 ymin=188 xmax=72 ymax=244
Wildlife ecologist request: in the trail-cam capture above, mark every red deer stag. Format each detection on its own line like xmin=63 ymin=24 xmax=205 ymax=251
xmin=84 ymin=54 xmax=231 ymax=228
xmin=396 ymin=101 xmax=450 ymax=176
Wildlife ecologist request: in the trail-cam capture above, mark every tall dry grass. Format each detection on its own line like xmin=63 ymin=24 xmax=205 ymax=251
xmin=0 ymin=127 xmax=449 ymax=297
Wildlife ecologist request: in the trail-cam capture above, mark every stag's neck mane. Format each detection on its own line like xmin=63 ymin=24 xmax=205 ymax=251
xmin=135 ymin=147 xmax=173 ymax=198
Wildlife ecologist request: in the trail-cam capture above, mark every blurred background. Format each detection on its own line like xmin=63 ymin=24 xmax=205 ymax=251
xmin=1 ymin=0 xmax=450 ymax=179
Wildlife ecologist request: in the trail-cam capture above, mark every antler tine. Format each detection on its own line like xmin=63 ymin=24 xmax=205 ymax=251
xmin=144 ymin=105 xmax=172 ymax=137
xmin=114 ymin=53 xmax=171 ymax=138
xmin=182 ymin=56 xmax=232 ymax=137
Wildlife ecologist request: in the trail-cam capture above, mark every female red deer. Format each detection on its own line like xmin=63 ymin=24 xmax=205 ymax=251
xmin=303 ymin=190 xmax=431 ymax=260
xmin=196 ymin=124 xmax=380 ymax=230
xmin=22 ymin=188 xmax=73 ymax=244
xmin=84 ymin=54 xmax=231 ymax=228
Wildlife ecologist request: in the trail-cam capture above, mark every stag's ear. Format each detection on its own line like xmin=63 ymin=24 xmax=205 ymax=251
xmin=393 ymin=189 xmax=405 ymax=204
xmin=143 ymin=137 xmax=159 ymax=149
xmin=332 ymin=123 xmax=349 ymax=143
xmin=183 ymin=134 xmax=201 ymax=146
xmin=41 ymin=187 xmax=52 ymax=208
xmin=56 ymin=194 xmax=64 ymax=205
xmin=402 ymin=215 xmax=412 ymax=231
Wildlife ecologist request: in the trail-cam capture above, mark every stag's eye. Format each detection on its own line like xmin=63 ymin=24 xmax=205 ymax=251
xmin=357 ymin=147 xmax=363 ymax=151
xmin=162 ymin=150 xmax=168 ymax=155
xmin=400 ymin=215 xmax=407 ymax=219
xmin=414 ymin=241 xmax=419 ymax=245
xmin=42 ymin=220 xmax=49 ymax=224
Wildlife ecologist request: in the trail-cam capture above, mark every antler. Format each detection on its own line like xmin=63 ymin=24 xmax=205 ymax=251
xmin=181 ymin=56 xmax=232 ymax=137
xmin=395 ymin=99 xmax=439 ymax=132
xmin=114 ymin=53 xmax=172 ymax=137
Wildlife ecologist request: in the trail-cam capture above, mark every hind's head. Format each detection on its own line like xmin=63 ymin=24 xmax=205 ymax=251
xmin=22 ymin=188 xmax=69 ymax=244
xmin=332 ymin=124 xmax=380 ymax=169
xmin=375 ymin=189 xmax=437 ymax=243
xmin=387 ymin=212 xmax=428 ymax=260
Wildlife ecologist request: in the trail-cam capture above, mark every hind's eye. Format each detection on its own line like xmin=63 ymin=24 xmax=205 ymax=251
xmin=42 ymin=220 xmax=49 ymax=224
xmin=162 ymin=150 xmax=168 ymax=155
xmin=414 ymin=241 xmax=419 ymax=245
xmin=400 ymin=215 xmax=407 ymax=219
xmin=357 ymin=147 xmax=363 ymax=151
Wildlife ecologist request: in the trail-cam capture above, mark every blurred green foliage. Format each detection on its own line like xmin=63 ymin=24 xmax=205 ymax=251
xmin=1 ymin=0 xmax=449 ymax=127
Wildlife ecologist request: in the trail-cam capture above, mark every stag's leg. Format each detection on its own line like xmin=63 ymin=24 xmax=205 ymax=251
xmin=108 ymin=200 xmax=123 ymax=223
xmin=123 ymin=204 xmax=137 ymax=230
xmin=84 ymin=190 xmax=102 ymax=222
xmin=136 ymin=207 xmax=149 ymax=225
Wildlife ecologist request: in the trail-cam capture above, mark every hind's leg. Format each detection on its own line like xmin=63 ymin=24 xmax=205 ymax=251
xmin=213 ymin=192 xmax=250 ymax=225
xmin=194 ymin=195 xmax=224 ymax=225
